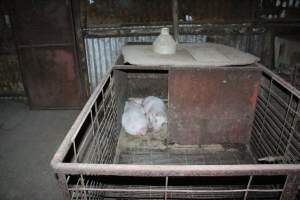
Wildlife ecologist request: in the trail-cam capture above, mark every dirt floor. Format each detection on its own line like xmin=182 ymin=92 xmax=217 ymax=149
xmin=0 ymin=100 xmax=79 ymax=200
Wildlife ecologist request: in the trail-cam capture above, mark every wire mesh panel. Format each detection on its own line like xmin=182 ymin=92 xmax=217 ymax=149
xmin=117 ymin=145 xmax=255 ymax=165
xmin=52 ymin=65 xmax=300 ymax=200
xmin=65 ymin=175 xmax=287 ymax=200
xmin=250 ymin=67 xmax=300 ymax=164
xmin=63 ymin=72 xmax=120 ymax=165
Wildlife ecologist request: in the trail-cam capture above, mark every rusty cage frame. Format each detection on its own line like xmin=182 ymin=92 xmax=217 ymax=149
xmin=51 ymin=64 xmax=300 ymax=200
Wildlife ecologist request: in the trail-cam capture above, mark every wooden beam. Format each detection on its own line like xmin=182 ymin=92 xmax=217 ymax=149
xmin=172 ymin=0 xmax=178 ymax=41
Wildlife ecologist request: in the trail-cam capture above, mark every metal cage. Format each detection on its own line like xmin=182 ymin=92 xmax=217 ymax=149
xmin=51 ymin=65 xmax=300 ymax=200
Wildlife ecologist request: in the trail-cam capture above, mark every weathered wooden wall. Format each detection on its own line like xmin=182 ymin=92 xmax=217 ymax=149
xmin=0 ymin=1 xmax=25 ymax=100
xmin=8 ymin=0 xmax=87 ymax=109
xmin=83 ymin=0 xmax=257 ymax=27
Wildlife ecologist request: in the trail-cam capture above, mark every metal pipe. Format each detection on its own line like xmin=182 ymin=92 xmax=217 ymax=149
xmin=68 ymin=187 xmax=283 ymax=193
xmin=53 ymin=163 xmax=300 ymax=176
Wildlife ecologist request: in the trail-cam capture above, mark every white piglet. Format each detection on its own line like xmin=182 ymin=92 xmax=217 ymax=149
xmin=122 ymin=101 xmax=148 ymax=136
xmin=143 ymin=96 xmax=167 ymax=132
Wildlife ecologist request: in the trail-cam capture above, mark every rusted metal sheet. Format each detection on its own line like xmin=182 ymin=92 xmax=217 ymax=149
xmin=19 ymin=47 xmax=82 ymax=108
xmin=12 ymin=0 xmax=85 ymax=108
xmin=168 ymin=66 xmax=261 ymax=145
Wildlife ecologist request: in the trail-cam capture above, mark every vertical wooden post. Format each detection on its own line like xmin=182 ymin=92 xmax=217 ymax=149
xmin=172 ymin=0 xmax=178 ymax=41
xmin=70 ymin=0 xmax=91 ymax=100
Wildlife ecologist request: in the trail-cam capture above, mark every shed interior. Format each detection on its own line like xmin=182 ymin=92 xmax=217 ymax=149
xmin=0 ymin=0 xmax=300 ymax=200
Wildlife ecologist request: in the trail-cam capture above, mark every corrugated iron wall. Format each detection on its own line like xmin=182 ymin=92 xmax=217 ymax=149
xmin=85 ymin=35 xmax=208 ymax=90
xmin=82 ymin=0 xmax=264 ymax=92
xmin=84 ymin=33 xmax=264 ymax=91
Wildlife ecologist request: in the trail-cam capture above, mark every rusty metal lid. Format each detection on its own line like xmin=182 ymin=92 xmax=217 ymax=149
xmin=122 ymin=43 xmax=260 ymax=67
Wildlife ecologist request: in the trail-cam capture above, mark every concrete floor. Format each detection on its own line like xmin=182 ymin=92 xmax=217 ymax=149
xmin=0 ymin=100 xmax=79 ymax=200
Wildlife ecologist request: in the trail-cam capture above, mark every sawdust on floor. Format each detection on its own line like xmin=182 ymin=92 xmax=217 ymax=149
xmin=117 ymin=124 xmax=168 ymax=150
xmin=117 ymin=125 xmax=237 ymax=154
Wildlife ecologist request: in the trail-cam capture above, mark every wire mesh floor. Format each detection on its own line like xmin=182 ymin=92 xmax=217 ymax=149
xmin=116 ymin=128 xmax=255 ymax=165
xmin=117 ymin=145 xmax=255 ymax=165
